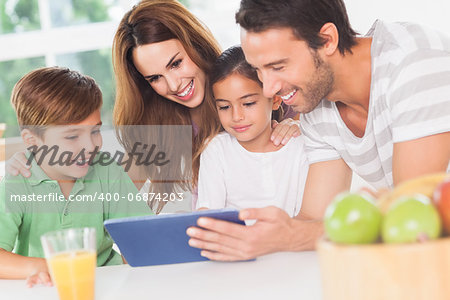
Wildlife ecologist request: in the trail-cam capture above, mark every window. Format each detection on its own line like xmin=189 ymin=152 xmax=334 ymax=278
xmin=0 ymin=0 xmax=139 ymax=137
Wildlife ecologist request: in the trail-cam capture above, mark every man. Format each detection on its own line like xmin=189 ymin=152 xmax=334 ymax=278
xmin=187 ymin=0 xmax=450 ymax=260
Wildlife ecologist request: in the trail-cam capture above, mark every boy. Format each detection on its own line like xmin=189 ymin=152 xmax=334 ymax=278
xmin=0 ymin=67 xmax=152 ymax=286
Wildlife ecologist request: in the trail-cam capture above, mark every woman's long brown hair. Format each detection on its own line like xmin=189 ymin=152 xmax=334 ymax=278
xmin=112 ymin=0 xmax=221 ymax=213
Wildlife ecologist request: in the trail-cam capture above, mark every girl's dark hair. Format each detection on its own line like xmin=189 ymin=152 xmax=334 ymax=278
xmin=210 ymin=46 xmax=283 ymax=121
xmin=236 ymin=0 xmax=357 ymax=55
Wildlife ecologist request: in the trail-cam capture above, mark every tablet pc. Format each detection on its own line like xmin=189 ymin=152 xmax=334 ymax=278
xmin=104 ymin=208 xmax=245 ymax=267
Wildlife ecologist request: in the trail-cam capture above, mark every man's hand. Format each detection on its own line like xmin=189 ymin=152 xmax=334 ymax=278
xmin=187 ymin=206 xmax=320 ymax=261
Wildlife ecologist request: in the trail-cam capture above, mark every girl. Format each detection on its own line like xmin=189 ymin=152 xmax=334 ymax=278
xmin=196 ymin=46 xmax=309 ymax=216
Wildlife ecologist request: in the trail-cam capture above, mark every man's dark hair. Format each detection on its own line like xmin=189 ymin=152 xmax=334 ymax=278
xmin=235 ymin=0 xmax=358 ymax=55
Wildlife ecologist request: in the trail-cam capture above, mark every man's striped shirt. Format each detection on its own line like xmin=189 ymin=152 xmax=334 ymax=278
xmin=299 ymin=20 xmax=450 ymax=189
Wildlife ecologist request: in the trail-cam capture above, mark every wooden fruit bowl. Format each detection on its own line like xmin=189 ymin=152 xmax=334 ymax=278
xmin=316 ymin=237 xmax=450 ymax=300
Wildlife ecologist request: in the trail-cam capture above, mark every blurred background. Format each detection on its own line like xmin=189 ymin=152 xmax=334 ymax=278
xmin=1 ymin=0 xmax=450 ymax=137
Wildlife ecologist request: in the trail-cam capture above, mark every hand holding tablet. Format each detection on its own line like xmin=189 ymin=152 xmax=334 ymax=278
xmin=104 ymin=208 xmax=245 ymax=267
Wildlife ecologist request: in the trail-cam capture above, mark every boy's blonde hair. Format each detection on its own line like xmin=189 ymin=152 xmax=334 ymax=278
xmin=11 ymin=67 xmax=102 ymax=135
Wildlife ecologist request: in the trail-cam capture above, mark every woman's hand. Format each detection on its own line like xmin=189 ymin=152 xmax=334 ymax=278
xmin=5 ymin=151 xmax=31 ymax=177
xmin=271 ymin=118 xmax=301 ymax=146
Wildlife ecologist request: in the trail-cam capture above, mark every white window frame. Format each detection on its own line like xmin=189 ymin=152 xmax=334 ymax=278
xmin=0 ymin=0 xmax=137 ymax=63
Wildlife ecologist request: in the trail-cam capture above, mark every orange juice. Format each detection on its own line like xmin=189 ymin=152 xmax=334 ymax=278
xmin=48 ymin=250 xmax=96 ymax=300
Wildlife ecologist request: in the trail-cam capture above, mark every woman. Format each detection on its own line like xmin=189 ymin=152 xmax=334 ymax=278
xmin=112 ymin=0 xmax=222 ymax=213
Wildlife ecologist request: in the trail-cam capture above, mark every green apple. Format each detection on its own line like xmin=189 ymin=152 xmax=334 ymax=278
xmin=382 ymin=194 xmax=441 ymax=243
xmin=324 ymin=192 xmax=381 ymax=244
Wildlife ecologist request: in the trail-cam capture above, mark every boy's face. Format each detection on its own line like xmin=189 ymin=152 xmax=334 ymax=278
xmin=213 ymin=73 xmax=277 ymax=150
xmin=30 ymin=109 xmax=103 ymax=181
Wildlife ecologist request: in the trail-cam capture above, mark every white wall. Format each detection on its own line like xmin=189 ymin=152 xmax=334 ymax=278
xmin=193 ymin=0 xmax=450 ymax=50
xmin=346 ymin=0 xmax=450 ymax=36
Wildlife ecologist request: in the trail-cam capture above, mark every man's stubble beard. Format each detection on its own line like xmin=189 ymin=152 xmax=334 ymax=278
xmin=298 ymin=50 xmax=334 ymax=114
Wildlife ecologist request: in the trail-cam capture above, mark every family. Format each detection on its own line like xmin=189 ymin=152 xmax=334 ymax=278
xmin=1 ymin=0 xmax=449 ymax=286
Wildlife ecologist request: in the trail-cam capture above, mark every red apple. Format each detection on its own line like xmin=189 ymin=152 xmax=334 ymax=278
xmin=433 ymin=178 xmax=450 ymax=235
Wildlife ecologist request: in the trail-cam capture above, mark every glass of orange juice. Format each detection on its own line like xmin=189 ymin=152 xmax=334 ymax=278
xmin=41 ymin=227 xmax=96 ymax=300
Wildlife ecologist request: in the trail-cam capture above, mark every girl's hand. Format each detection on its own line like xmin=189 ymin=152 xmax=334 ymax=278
xmin=270 ymin=118 xmax=301 ymax=146
xmin=6 ymin=151 xmax=31 ymax=177
xmin=26 ymin=271 xmax=52 ymax=288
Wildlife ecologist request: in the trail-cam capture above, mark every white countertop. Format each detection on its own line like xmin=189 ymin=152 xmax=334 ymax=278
xmin=0 ymin=251 xmax=322 ymax=300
